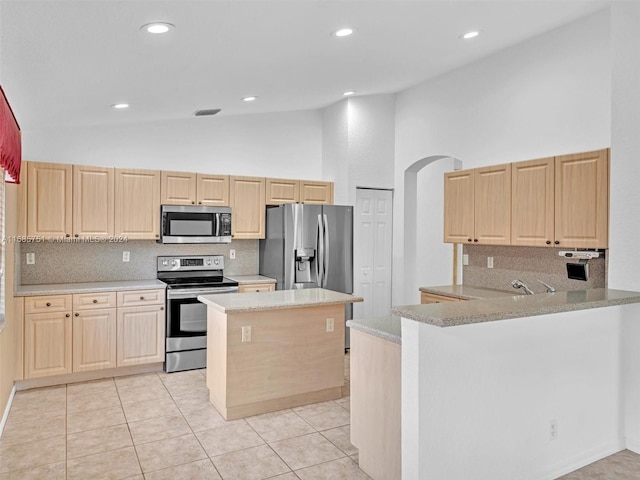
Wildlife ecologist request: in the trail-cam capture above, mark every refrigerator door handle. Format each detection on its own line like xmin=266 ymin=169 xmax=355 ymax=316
xmin=316 ymin=214 xmax=324 ymax=287
xmin=322 ymin=213 xmax=329 ymax=288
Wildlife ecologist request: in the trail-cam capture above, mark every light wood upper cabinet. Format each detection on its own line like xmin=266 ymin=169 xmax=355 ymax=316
xmin=511 ymin=157 xmax=555 ymax=247
xmin=443 ymin=169 xmax=475 ymax=243
xmin=114 ymin=168 xmax=161 ymax=240
xmin=555 ymin=149 xmax=609 ymax=249
xmin=73 ymin=165 xmax=115 ymax=238
xmin=230 ymin=176 xmax=266 ymax=239
xmin=161 ymin=171 xmax=230 ymax=206
xmin=300 ymin=180 xmax=333 ymax=204
xmin=161 ymin=171 xmax=197 ymax=205
xmin=117 ymin=305 xmax=165 ymax=367
xmin=197 ymin=174 xmax=230 ymax=206
xmin=27 ymin=161 xmax=73 ymax=238
xmin=474 ymin=164 xmax=511 ymax=245
xmin=266 ymin=178 xmax=300 ymax=205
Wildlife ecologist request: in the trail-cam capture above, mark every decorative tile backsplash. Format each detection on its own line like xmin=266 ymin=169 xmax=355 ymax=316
xmin=463 ymin=245 xmax=606 ymax=293
xmin=18 ymin=240 xmax=258 ymax=285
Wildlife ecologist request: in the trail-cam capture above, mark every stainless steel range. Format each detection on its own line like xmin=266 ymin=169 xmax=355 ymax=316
xmin=158 ymin=255 xmax=239 ymax=372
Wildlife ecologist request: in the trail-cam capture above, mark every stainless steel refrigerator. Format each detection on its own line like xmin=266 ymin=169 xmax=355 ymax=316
xmin=259 ymin=204 xmax=354 ymax=347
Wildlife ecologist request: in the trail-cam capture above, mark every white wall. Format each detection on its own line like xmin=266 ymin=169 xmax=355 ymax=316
xmin=609 ymin=2 xmax=640 ymax=291
xmin=322 ymin=101 xmax=349 ymax=203
xmin=402 ymin=306 xmax=630 ymax=480
xmin=21 ymin=109 xmax=324 ymax=179
xmin=393 ymin=9 xmax=611 ymax=305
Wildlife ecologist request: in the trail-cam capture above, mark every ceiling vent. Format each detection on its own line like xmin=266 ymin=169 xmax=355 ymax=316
xmin=195 ymin=108 xmax=221 ymax=117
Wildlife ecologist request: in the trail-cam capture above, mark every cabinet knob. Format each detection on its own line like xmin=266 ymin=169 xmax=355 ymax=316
xmin=155 ymin=235 xmax=160 ymax=238
xmin=546 ymin=240 xmax=551 ymax=245
xmin=74 ymin=234 xmax=79 ymax=238
xmin=140 ymin=296 xmax=145 ymax=300
xmin=474 ymin=239 xmax=478 ymax=243
xmin=65 ymin=234 xmax=70 ymax=238
xmin=191 ymin=201 xmax=195 ymax=205
xmin=46 ymin=302 xmax=51 ymax=307
xmin=468 ymin=238 xmax=472 ymax=243
xmin=554 ymin=240 xmax=560 ymax=245
xmin=93 ymin=299 xmax=98 ymax=303
xmin=198 ymin=201 xmax=202 ymax=205
xmin=65 ymin=313 xmax=70 ymax=318
xmin=74 ymin=313 xmax=79 ymax=317
xmin=160 ymin=306 xmax=164 ymax=311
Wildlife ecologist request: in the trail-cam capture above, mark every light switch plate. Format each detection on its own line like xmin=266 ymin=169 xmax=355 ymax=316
xmin=230 ymin=249 xmax=236 ymax=259
xmin=326 ymin=317 xmax=335 ymax=332
xmin=241 ymin=325 xmax=252 ymax=342
xmin=462 ymin=254 xmax=469 ymax=266
xmin=487 ymin=256 xmax=494 ymax=268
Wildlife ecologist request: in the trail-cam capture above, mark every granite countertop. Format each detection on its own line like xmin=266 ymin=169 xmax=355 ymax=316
xmin=393 ymin=288 xmax=640 ymax=327
xmin=15 ymin=279 xmax=167 ymax=297
xmin=347 ymin=316 xmax=402 ymax=344
xmin=198 ymin=287 xmax=363 ymax=313
xmin=226 ymin=275 xmax=277 ymax=285
xmin=419 ymin=285 xmax=520 ymax=300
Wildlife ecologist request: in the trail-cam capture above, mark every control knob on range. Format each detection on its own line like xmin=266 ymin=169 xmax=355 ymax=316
xmin=206 ymin=259 xmax=212 ymax=265
xmin=214 ymin=258 xmax=220 ymax=265
xmin=162 ymin=260 xmax=169 ymax=266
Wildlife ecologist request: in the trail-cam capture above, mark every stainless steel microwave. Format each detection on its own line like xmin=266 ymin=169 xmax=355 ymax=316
xmin=159 ymin=205 xmax=232 ymax=244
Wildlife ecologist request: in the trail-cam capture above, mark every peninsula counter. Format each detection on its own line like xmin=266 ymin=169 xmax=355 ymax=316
xmin=198 ymin=288 xmax=362 ymax=420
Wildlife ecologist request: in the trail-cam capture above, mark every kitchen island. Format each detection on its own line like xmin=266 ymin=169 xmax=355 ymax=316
xmin=198 ymin=288 xmax=362 ymax=420
xmin=384 ymin=288 xmax=640 ymax=480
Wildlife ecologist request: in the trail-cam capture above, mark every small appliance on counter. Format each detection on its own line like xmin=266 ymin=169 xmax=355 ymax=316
xmin=158 ymin=255 xmax=238 ymax=372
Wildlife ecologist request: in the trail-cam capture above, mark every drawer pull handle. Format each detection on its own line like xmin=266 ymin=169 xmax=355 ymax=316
xmin=93 ymin=299 xmax=98 ymax=303
xmin=46 ymin=302 xmax=51 ymax=307
xmin=140 ymin=296 xmax=145 ymax=300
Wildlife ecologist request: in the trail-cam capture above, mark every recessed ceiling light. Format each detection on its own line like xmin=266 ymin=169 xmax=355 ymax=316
xmin=461 ymin=30 xmax=480 ymax=40
xmin=141 ymin=22 xmax=175 ymax=34
xmin=242 ymin=96 xmax=257 ymax=102
xmin=334 ymin=27 xmax=355 ymax=38
xmin=342 ymin=91 xmax=355 ymax=97
xmin=111 ymin=103 xmax=129 ymax=109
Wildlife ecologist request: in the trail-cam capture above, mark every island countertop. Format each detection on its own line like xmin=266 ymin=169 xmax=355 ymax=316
xmin=393 ymin=288 xmax=640 ymax=327
xmin=198 ymin=287 xmax=363 ymax=313
xmin=419 ymin=285 xmax=519 ymax=300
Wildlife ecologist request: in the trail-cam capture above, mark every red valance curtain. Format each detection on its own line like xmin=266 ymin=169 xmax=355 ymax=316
xmin=0 ymin=85 xmax=22 ymax=184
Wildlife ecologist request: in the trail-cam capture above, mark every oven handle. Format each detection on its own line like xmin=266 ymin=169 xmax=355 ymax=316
xmin=167 ymin=286 xmax=239 ymax=299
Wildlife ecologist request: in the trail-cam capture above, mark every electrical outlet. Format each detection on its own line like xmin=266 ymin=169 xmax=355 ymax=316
xmin=230 ymin=249 xmax=236 ymax=259
xmin=122 ymin=251 xmax=130 ymax=262
xmin=550 ymin=420 xmax=558 ymax=440
xmin=26 ymin=253 xmax=35 ymax=265
xmin=462 ymin=254 xmax=469 ymax=266
xmin=487 ymin=256 xmax=494 ymax=269
xmin=241 ymin=325 xmax=252 ymax=342
xmin=326 ymin=317 xmax=335 ymax=332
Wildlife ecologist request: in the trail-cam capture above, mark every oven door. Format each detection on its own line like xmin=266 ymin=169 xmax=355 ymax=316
xmin=166 ymin=286 xmax=238 ymax=347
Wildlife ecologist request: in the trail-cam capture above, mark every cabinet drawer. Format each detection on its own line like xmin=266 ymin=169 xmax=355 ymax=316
xmin=24 ymin=295 xmax=72 ymax=314
xmin=420 ymin=292 xmax=463 ymax=304
xmin=117 ymin=289 xmax=165 ymax=307
xmin=73 ymin=292 xmax=117 ymax=310
xmin=238 ymin=283 xmax=276 ymax=293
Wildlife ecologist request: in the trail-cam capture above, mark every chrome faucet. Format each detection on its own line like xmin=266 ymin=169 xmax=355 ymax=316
xmin=537 ymin=279 xmax=556 ymax=293
xmin=511 ymin=279 xmax=534 ymax=295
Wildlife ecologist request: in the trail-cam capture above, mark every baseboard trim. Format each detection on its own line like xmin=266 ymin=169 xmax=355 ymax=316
xmin=0 ymin=385 xmax=17 ymax=437
xmin=537 ymin=439 xmax=626 ymax=480
xmin=625 ymin=435 xmax=640 ymax=453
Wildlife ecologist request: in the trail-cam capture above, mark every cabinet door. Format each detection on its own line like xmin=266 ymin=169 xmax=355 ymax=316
xmin=117 ymin=305 xmax=165 ymax=367
xmin=73 ymin=165 xmax=115 ymax=238
xmin=511 ymin=157 xmax=554 ymax=247
xmin=555 ymin=149 xmax=609 ymax=248
xmin=474 ymin=164 xmax=511 ymax=245
xmin=266 ymin=178 xmax=299 ymax=205
xmin=238 ymin=283 xmax=276 ymax=293
xmin=443 ymin=169 xmax=474 ymax=243
xmin=24 ymin=311 xmax=72 ymax=378
xmin=230 ymin=176 xmax=266 ymax=239
xmin=27 ymin=161 xmax=72 ymax=238
xmin=300 ymin=180 xmax=333 ymax=204
xmin=161 ymin=171 xmax=197 ymax=205
xmin=197 ymin=174 xmax=230 ymax=206
xmin=114 ymin=168 xmax=161 ymax=240
xmin=73 ymin=309 xmax=117 ymax=372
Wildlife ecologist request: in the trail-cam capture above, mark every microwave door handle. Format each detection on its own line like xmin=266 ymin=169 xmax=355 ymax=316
xmin=215 ymin=213 xmax=220 ymax=237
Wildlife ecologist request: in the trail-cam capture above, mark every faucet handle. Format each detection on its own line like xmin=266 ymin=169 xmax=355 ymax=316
xmin=537 ymin=279 xmax=556 ymax=293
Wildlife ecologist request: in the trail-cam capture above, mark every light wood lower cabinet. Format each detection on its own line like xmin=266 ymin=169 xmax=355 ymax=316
xmin=73 ymin=308 xmax=117 ymax=373
xmin=238 ymin=283 xmax=276 ymax=293
xmin=23 ymin=289 xmax=166 ymax=379
xmin=420 ymin=292 xmax=463 ymax=304
xmin=24 ymin=310 xmax=73 ymax=379
xmin=116 ymin=305 xmax=165 ymax=367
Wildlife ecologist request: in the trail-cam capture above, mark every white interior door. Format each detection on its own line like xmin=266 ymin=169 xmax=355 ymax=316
xmin=353 ymin=188 xmax=393 ymax=320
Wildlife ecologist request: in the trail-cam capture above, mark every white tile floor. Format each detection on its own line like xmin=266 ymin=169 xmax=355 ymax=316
xmin=0 ymin=355 xmax=370 ymax=479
